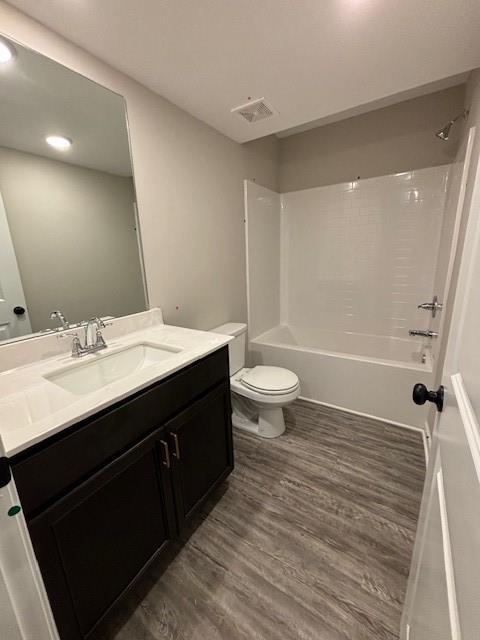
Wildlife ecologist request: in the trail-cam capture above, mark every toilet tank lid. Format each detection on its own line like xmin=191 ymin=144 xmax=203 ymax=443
xmin=211 ymin=322 xmax=247 ymax=337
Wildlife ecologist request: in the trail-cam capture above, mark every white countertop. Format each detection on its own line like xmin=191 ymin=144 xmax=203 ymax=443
xmin=0 ymin=323 xmax=231 ymax=457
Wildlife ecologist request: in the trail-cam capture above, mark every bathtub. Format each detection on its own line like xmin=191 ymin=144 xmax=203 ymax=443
xmin=249 ymin=324 xmax=433 ymax=429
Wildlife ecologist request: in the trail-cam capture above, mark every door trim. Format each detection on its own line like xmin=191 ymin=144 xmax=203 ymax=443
xmin=452 ymin=373 xmax=480 ymax=483
xmin=401 ymin=451 xmax=460 ymax=640
xmin=437 ymin=467 xmax=461 ymax=640
xmin=401 ymin=371 xmax=480 ymax=639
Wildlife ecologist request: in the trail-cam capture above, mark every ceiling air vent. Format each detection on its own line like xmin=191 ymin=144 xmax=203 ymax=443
xmin=231 ymin=98 xmax=276 ymax=123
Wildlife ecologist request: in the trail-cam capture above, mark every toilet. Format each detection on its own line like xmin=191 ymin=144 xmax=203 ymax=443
xmin=211 ymin=323 xmax=300 ymax=438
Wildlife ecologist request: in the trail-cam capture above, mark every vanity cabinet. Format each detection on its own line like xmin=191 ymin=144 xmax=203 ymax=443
xmin=10 ymin=347 xmax=233 ymax=640
xmin=167 ymin=382 xmax=233 ymax=530
xmin=28 ymin=430 xmax=172 ymax=639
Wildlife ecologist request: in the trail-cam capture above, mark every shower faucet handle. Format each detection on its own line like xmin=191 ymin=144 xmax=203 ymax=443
xmin=417 ymin=295 xmax=443 ymax=318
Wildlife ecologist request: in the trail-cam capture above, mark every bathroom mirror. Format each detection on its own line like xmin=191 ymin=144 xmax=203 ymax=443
xmin=0 ymin=36 xmax=147 ymax=344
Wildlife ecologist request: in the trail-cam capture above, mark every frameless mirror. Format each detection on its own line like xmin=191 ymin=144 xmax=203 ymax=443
xmin=0 ymin=36 xmax=147 ymax=344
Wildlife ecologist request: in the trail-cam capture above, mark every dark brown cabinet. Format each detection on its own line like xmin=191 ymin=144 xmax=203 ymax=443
xmin=29 ymin=431 xmax=172 ymax=639
xmin=167 ymin=382 xmax=233 ymax=530
xmin=10 ymin=348 xmax=233 ymax=640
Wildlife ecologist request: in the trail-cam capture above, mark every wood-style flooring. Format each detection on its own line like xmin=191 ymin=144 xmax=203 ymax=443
xmin=93 ymin=400 xmax=425 ymax=640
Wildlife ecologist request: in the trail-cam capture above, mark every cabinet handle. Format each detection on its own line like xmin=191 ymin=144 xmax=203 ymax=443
xmin=159 ymin=440 xmax=171 ymax=468
xmin=170 ymin=433 xmax=181 ymax=460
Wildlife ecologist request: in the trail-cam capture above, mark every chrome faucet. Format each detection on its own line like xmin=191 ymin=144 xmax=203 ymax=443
xmin=409 ymin=329 xmax=438 ymax=338
xmin=49 ymin=309 xmax=69 ymax=330
xmin=84 ymin=317 xmax=107 ymax=349
xmin=59 ymin=317 xmax=112 ymax=357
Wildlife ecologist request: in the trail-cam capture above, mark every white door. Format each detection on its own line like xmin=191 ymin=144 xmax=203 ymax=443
xmin=0 ymin=192 xmax=31 ymax=340
xmin=402 ymin=138 xmax=480 ymax=639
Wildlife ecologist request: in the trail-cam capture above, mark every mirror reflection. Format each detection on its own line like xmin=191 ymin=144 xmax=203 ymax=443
xmin=0 ymin=37 xmax=147 ymax=343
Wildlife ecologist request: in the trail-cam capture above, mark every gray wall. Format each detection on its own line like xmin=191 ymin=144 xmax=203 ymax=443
xmin=279 ymin=85 xmax=466 ymax=192
xmin=0 ymin=146 xmax=145 ymax=331
xmin=0 ymin=3 xmax=278 ymax=333
xmin=242 ymin=135 xmax=280 ymax=191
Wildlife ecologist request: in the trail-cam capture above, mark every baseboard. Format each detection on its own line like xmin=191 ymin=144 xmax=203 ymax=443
xmin=297 ymin=395 xmax=426 ymax=434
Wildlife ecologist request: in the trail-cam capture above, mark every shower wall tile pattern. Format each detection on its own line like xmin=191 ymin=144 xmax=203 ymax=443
xmin=282 ymin=165 xmax=450 ymax=338
xmin=245 ymin=181 xmax=281 ymax=339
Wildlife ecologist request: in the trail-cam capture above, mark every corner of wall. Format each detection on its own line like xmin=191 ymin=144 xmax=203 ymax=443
xmin=277 ymin=85 xmax=467 ymax=193
xmin=466 ymin=69 xmax=480 ymax=123
xmin=242 ymin=135 xmax=280 ymax=192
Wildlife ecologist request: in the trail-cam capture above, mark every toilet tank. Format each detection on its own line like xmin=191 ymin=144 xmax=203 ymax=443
xmin=210 ymin=322 xmax=247 ymax=376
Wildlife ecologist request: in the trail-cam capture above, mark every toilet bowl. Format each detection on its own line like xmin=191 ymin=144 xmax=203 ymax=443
xmin=211 ymin=323 xmax=300 ymax=438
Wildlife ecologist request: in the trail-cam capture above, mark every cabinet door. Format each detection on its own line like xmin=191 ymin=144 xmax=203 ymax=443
xmin=167 ymin=382 xmax=233 ymax=530
xmin=28 ymin=430 xmax=173 ymax=640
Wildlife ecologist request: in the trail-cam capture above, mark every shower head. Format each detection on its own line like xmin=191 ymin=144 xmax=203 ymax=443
xmin=436 ymin=121 xmax=454 ymax=141
xmin=435 ymin=109 xmax=469 ymax=141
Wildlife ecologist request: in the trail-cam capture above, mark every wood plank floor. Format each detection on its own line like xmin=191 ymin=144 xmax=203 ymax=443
xmin=93 ymin=400 xmax=425 ymax=640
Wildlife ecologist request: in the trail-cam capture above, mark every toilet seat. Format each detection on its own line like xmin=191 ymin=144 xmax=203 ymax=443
xmin=240 ymin=366 xmax=299 ymax=396
xmin=210 ymin=322 xmax=300 ymax=438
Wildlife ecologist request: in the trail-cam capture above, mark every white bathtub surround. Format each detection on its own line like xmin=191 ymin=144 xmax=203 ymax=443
xmin=245 ymin=166 xmax=451 ymax=429
xmin=253 ymin=324 xmax=431 ymax=365
xmin=244 ymin=183 xmax=281 ymax=338
xmin=281 ymin=166 xmax=450 ymax=340
xmin=251 ymin=325 xmax=433 ymax=428
xmin=0 ymin=310 xmax=231 ymax=456
xmin=425 ymin=126 xmax=477 ymax=430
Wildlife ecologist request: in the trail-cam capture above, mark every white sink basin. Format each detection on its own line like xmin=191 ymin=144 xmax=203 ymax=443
xmin=44 ymin=343 xmax=182 ymax=395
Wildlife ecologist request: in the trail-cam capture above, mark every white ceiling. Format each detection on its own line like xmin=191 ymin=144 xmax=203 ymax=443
xmin=6 ymin=0 xmax=480 ymax=143
xmin=0 ymin=37 xmax=132 ymax=175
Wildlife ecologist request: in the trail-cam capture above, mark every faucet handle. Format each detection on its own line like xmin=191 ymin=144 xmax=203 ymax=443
xmin=95 ymin=329 xmax=107 ymax=348
xmin=57 ymin=330 xmax=79 ymax=339
xmin=97 ymin=318 xmax=113 ymax=329
xmin=57 ymin=330 xmax=84 ymax=357
xmin=417 ymin=296 xmax=443 ymax=318
xmin=87 ymin=317 xmax=112 ymax=329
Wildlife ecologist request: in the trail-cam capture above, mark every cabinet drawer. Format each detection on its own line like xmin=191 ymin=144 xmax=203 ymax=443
xmin=12 ymin=346 xmax=229 ymax=517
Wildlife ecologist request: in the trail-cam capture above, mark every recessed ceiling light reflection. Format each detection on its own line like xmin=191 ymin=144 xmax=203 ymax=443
xmin=0 ymin=39 xmax=16 ymax=64
xmin=46 ymin=135 xmax=73 ymax=150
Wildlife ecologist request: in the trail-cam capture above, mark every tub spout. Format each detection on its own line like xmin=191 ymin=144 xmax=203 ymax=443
xmin=409 ymin=329 xmax=438 ymax=338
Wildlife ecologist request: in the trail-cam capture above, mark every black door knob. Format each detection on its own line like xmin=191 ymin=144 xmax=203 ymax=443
xmin=412 ymin=383 xmax=444 ymax=412
xmin=13 ymin=306 xmax=26 ymax=316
